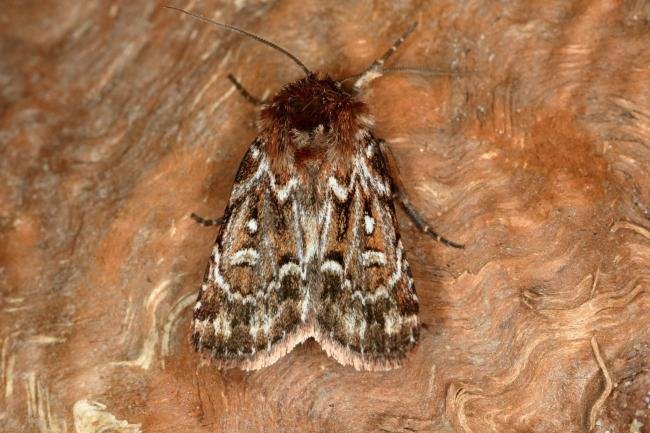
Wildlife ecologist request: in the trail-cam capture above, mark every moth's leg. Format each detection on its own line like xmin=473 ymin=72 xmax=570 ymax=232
xmin=378 ymin=140 xmax=464 ymax=249
xmin=398 ymin=195 xmax=464 ymax=249
xmin=191 ymin=213 xmax=224 ymax=227
xmin=227 ymin=74 xmax=265 ymax=106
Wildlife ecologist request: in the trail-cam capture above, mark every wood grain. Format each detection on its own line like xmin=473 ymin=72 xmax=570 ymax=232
xmin=1 ymin=1 xmax=649 ymax=432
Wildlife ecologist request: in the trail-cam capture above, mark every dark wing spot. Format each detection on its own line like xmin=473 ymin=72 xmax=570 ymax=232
xmin=324 ymin=250 xmax=344 ymax=264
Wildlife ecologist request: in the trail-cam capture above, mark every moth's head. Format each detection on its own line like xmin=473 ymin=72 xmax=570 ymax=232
xmin=164 ymin=7 xmax=416 ymax=145
xmin=262 ymin=74 xmax=367 ymax=134
xmin=165 ymin=7 xmax=418 ymax=141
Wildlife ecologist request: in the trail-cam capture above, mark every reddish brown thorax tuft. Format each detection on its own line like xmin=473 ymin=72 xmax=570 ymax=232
xmin=259 ymin=74 xmax=368 ymax=162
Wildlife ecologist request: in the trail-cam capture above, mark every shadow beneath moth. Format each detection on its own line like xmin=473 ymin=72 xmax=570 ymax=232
xmin=168 ymin=6 xmax=464 ymax=371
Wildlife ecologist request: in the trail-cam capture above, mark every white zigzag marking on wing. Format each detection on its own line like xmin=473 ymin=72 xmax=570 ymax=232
xmin=357 ymin=154 xmax=390 ymax=196
xmin=205 ymin=147 xmax=307 ymax=309
xmin=211 ymin=246 xmax=306 ymax=305
xmin=351 ymin=286 xmax=389 ymax=305
xmin=222 ymin=187 xmax=252 ymax=247
xmin=272 ymin=176 xmax=298 ymax=203
xmin=278 ymin=262 xmax=301 ymax=280
xmin=206 ymin=143 xmax=407 ymax=333
xmin=326 ymin=144 xmax=390 ymax=203
xmin=328 ymin=176 xmax=350 ymax=201
xmin=384 ymin=312 xmax=418 ymax=336
xmin=321 ymin=260 xmax=344 ymax=274
xmin=362 ymin=250 xmax=386 ymax=267
xmin=230 ymin=248 xmax=259 ymax=266
xmin=230 ymin=155 xmax=299 ymax=204
xmin=317 ymin=145 xmax=412 ymax=305
xmin=211 ymin=248 xmax=231 ymax=292
xmin=230 ymin=158 xmax=268 ymax=202
xmin=344 ymin=254 xmax=413 ymax=304
xmin=339 ymin=213 xmax=410 ymax=304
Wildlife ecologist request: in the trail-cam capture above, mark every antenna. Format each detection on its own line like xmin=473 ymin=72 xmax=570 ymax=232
xmin=340 ymin=67 xmax=474 ymax=84
xmin=352 ymin=23 xmax=418 ymax=92
xmin=165 ymin=6 xmax=311 ymax=76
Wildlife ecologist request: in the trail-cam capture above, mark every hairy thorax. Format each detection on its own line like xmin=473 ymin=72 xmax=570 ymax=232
xmin=259 ymin=73 xmax=372 ymax=178
xmin=258 ymin=75 xmax=375 ymax=263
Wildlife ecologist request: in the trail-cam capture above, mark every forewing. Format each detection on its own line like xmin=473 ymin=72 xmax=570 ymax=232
xmin=192 ymin=139 xmax=309 ymax=370
xmin=315 ymin=138 xmax=419 ymax=370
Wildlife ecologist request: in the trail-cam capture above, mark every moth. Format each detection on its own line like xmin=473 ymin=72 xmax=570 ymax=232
xmin=169 ymin=7 xmax=464 ymax=371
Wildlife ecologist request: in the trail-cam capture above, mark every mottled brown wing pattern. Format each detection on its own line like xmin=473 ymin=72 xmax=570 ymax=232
xmin=315 ymin=136 xmax=419 ymax=370
xmin=172 ymin=9 xmax=462 ymax=371
xmin=192 ymin=139 xmax=310 ymax=370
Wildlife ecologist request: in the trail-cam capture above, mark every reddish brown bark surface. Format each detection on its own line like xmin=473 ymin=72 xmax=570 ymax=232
xmin=1 ymin=1 xmax=649 ymax=432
